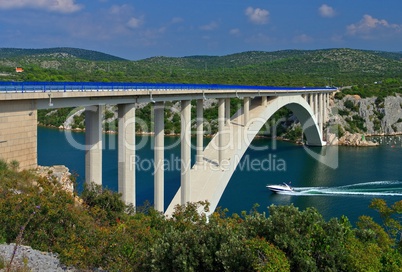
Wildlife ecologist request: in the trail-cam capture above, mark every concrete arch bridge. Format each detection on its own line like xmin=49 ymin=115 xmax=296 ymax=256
xmin=0 ymin=82 xmax=336 ymax=216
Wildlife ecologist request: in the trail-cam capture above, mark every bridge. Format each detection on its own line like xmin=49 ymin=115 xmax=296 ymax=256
xmin=0 ymin=81 xmax=337 ymax=216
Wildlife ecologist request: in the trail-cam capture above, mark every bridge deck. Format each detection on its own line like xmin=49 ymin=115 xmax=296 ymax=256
xmin=0 ymin=82 xmax=336 ymax=110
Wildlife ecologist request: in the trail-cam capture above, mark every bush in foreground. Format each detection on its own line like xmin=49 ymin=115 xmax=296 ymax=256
xmin=1 ymin=159 xmax=402 ymax=271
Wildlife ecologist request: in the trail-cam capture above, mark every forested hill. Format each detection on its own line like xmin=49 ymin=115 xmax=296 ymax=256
xmin=0 ymin=47 xmax=126 ymax=61
xmin=0 ymin=47 xmax=402 ymax=87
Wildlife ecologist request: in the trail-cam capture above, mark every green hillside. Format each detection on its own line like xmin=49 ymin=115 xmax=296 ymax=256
xmin=0 ymin=47 xmax=401 ymax=87
xmin=0 ymin=47 xmax=126 ymax=61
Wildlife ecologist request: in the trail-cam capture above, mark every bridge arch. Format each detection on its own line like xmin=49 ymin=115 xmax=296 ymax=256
xmin=165 ymin=94 xmax=325 ymax=216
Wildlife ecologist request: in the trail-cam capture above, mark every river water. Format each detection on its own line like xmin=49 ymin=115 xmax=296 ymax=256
xmin=38 ymin=127 xmax=402 ymax=224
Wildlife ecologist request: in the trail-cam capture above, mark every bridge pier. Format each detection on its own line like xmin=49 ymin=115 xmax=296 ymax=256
xmin=314 ymin=93 xmax=318 ymax=118
xmin=118 ymin=104 xmax=136 ymax=205
xmin=181 ymin=100 xmax=191 ymax=204
xmin=196 ymin=99 xmax=204 ymax=164
xmin=218 ymin=98 xmax=225 ymax=165
xmin=85 ymin=105 xmax=103 ymax=185
xmin=308 ymin=94 xmax=314 ymax=112
xmin=225 ymin=98 xmax=230 ymax=124
xmin=244 ymin=97 xmax=250 ymax=126
xmin=320 ymin=93 xmax=324 ymax=134
xmin=154 ymin=101 xmax=165 ymax=212
xmin=324 ymin=93 xmax=329 ymax=123
xmin=261 ymin=96 xmax=267 ymax=106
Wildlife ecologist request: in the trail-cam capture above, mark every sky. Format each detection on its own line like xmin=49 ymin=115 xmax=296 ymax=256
xmin=0 ymin=0 xmax=401 ymax=60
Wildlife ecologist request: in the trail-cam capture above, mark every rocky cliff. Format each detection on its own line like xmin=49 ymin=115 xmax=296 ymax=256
xmin=326 ymin=93 xmax=402 ymax=146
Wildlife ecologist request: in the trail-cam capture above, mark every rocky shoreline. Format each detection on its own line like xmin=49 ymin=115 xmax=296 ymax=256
xmin=326 ymin=131 xmax=379 ymax=146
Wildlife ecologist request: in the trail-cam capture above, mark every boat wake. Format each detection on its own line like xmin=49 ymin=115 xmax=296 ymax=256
xmin=278 ymin=180 xmax=402 ymax=197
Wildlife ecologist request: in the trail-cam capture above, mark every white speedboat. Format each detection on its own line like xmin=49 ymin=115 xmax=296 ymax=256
xmin=266 ymin=183 xmax=293 ymax=193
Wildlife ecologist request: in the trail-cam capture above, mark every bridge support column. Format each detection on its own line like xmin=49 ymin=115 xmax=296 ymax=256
xmin=225 ymin=98 xmax=231 ymax=125
xmin=218 ymin=98 xmax=225 ymax=165
xmin=196 ymin=99 xmax=204 ymax=164
xmin=244 ymin=97 xmax=250 ymax=126
xmin=324 ymin=93 xmax=329 ymax=122
xmin=118 ymin=104 xmax=136 ymax=206
xmin=181 ymin=100 xmax=191 ymax=204
xmin=319 ymin=93 xmax=323 ymax=135
xmin=327 ymin=93 xmax=330 ymax=108
xmin=261 ymin=96 xmax=267 ymax=106
xmin=314 ymin=93 xmax=318 ymax=118
xmin=85 ymin=105 xmax=103 ymax=185
xmin=154 ymin=102 xmax=164 ymax=212
xmin=309 ymin=94 xmax=314 ymax=112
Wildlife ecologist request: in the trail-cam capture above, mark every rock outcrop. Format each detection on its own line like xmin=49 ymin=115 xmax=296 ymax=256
xmin=327 ymin=132 xmax=378 ymax=146
xmin=35 ymin=165 xmax=74 ymax=194
xmin=325 ymin=93 xmax=402 ymax=146
xmin=333 ymin=94 xmax=402 ymax=135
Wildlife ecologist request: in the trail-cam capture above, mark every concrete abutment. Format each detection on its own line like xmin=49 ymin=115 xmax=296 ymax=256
xmin=0 ymin=100 xmax=37 ymax=170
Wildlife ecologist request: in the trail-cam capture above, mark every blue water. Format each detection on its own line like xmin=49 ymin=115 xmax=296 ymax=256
xmin=38 ymin=127 xmax=402 ymax=224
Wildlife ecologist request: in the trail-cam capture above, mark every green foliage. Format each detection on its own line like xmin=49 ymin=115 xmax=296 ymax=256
xmin=0 ymin=47 xmax=125 ymax=61
xmin=344 ymin=234 xmax=383 ymax=271
xmin=334 ymin=91 xmax=345 ymax=100
xmin=375 ymin=96 xmax=385 ymax=107
xmin=147 ymin=202 xmax=289 ymax=272
xmin=1 ymin=159 xmax=402 ymax=271
xmin=283 ymin=125 xmax=303 ymax=142
xmin=338 ymin=108 xmax=350 ymax=116
xmin=81 ymin=182 xmax=129 ymax=226
xmin=345 ymin=114 xmax=367 ymax=133
xmin=341 ymin=81 xmax=401 ymax=98
xmin=37 ymin=107 xmax=74 ymax=127
xmin=2 ymin=48 xmax=402 ymax=90
xmin=373 ymin=118 xmax=382 ymax=131
xmin=0 ymin=255 xmax=4 ymax=269
xmin=344 ymin=99 xmax=355 ymax=110
xmin=257 ymin=205 xmax=350 ymax=271
xmin=104 ymin=109 xmax=114 ymax=120
xmin=246 ymin=238 xmax=290 ymax=272
xmin=71 ymin=114 xmax=84 ymax=129
xmin=369 ymin=199 xmax=402 ymax=246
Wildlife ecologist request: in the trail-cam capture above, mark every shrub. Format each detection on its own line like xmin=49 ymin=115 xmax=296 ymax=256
xmin=334 ymin=91 xmax=345 ymax=100
xmin=344 ymin=99 xmax=355 ymax=110
xmin=81 ymin=182 xmax=128 ymax=226
xmin=246 ymin=238 xmax=290 ymax=272
xmin=256 ymin=205 xmax=351 ymax=271
xmin=375 ymin=96 xmax=385 ymax=107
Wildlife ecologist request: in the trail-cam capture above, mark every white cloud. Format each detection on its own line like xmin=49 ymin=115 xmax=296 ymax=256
xmin=347 ymin=14 xmax=402 ymax=36
xmin=200 ymin=21 xmax=218 ymax=31
xmin=245 ymin=7 xmax=269 ymax=25
xmin=319 ymin=4 xmax=335 ymax=18
xmin=0 ymin=0 xmax=83 ymax=13
xmin=127 ymin=16 xmax=144 ymax=29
